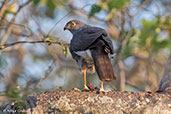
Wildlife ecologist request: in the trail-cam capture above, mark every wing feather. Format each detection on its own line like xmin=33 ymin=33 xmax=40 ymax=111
xmin=70 ymin=26 xmax=107 ymax=52
xmin=69 ymin=26 xmax=114 ymax=68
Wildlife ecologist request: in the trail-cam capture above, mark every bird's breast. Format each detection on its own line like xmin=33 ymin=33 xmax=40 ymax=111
xmin=75 ymin=50 xmax=95 ymax=73
xmin=75 ymin=50 xmax=92 ymax=58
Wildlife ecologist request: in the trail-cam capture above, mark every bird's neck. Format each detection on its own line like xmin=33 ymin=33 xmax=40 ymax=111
xmin=79 ymin=25 xmax=89 ymax=31
xmin=71 ymin=25 xmax=90 ymax=34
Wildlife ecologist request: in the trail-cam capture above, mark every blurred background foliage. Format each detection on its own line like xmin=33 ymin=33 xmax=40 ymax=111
xmin=0 ymin=0 xmax=170 ymax=105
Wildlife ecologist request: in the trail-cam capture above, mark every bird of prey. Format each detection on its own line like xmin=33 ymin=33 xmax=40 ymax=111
xmin=64 ymin=20 xmax=116 ymax=91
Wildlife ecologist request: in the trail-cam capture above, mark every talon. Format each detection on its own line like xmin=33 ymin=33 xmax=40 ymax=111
xmin=102 ymin=89 xmax=112 ymax=92
xmin=98 ymin=81 xmax=112 ymax=93
xmin=98 ymin=88 xmax=112 ymax=94
xmin=73 ymin=88 xmax=81 ymax=92
xmin=100 ymin=88 xmax=105 ymax=92
xmin=84 ymin=86 xmax=89 ymax=90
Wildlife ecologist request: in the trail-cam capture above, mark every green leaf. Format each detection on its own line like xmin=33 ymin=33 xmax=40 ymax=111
xmin=45 ymin=37 xmax=55 ymax=45
xmin=107 ymin=0 xmax=129 ymax=10
xmin=16 ymin=102 xmax=25 ymax=109
xmin=45 ymin=38 xmax=55 ymax=43
xmin=7 ymin=87 xmax=20 ymax=99
xmin=151 ymin=38 xmax=171 ymax=53
xmin=139 ymin=19 xmax=159 ymax=47
xmin=32 ymin=0 xmax=40 ymax=5
xmin=46 ymin=0 xmax=55 ymax=12
xmin=121 ymin=40 xmax=133 ymax=58
xmin=62 ymin=46 xmax=68 ymax=58
xmin=89 ymin=4 xmax=101 ymax=17
xmin=0 ymin=92 xmax=6 ymax=96
xmin=3 ymin=10 xmax=16 ymax=18
xmin=138 ymin=18 xmax=171 ymax=53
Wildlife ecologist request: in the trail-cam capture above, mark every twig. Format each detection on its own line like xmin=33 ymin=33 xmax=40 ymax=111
xmin=119 ymin=11 xmax=126 ymax=40
xmin=34 ymin=59 xmax=56 ymax=88
xmin=17 ymin=0 xmax=31 ymax=12
xmin=118 ymin=60 xmax=125 ymax=91
xmin=68 ymin=3 xmax=105 ymax=22
xmin=46 ymin=3 xmax=94 ymax=37
xmin=0 ymin=40 xmax=69 ymax=50
xmin=0 ymin=0 xmax=31 ymax=46
xmin=46 ymin=11 xmax=72 ymax=37
xmin=133 ymin=0 xmax=153 ymax=16
xmin=0 ymin=18 xmax=32 ymax=37
xmin=125 ymin=81 xmax=145 ymax=91
xmin=0 ymin=0 xmax=9 ymax=18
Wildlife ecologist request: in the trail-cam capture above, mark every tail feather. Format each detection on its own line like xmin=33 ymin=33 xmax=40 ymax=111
xmin=91 ymin=47 xmax=116 ymax=82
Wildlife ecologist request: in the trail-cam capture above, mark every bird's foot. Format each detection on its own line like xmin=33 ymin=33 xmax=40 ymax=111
xmin=103 ymin=89 xmax=112 ymax=92
xmin=73 ymin=88 xmax=81 ymax=92
xmin=100 ymin=88 xmax=105 ymax=92
xmin=97 ymin=88 xmax=112 ymax=94
xmin=83 ymin=86 xmax=90 ymax=91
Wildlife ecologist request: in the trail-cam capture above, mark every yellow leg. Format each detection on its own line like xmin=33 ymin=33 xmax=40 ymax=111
xmin=100 ymin=81 xmax=104 ymax=91
xmin=83 ymin=69 xmax=89 ymax=90
xmin=99 ymin=81 xmax=112 ymax=92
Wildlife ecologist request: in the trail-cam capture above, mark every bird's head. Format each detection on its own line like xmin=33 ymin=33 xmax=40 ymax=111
xmin=64 ymin=20 xmax=85 ymax=33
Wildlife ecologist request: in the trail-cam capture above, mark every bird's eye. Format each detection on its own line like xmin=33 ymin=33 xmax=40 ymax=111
xmin=71 ymin=22 xmax=76 ymax=26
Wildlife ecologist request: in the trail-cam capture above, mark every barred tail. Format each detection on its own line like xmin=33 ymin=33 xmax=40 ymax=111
xmin=91 ymin=47 xmax=116 ymax=82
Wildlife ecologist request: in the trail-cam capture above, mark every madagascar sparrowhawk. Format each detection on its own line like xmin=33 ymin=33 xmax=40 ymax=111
xmin=64 ymin=20 xmax=116 ymax=91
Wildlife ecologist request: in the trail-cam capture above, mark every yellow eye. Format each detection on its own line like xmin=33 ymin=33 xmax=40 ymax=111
xmin=71 ymin=22 xmax=76 ymax=26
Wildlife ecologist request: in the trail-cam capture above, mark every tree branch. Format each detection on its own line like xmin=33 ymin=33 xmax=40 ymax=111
xmin=157 ymin=52 xmax=171 ymax=92
xmin=0 ymin=39 xmax=69 ymax=50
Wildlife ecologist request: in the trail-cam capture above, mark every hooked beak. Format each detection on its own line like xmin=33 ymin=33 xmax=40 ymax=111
xmin=64 ymin=25 xmax=69 ymax=31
